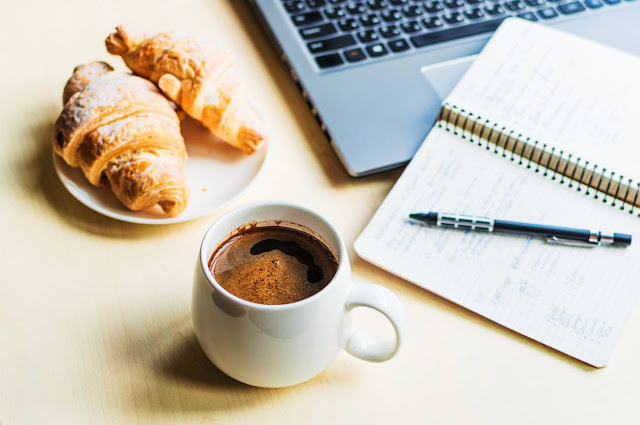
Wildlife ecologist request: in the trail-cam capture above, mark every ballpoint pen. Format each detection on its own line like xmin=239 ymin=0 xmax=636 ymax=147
xmin=409 ymin=211 xmax=632 ymax=247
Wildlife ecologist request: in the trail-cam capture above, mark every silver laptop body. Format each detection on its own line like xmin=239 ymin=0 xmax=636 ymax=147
xmin=251 ymin=0 xmax=640 ymax=176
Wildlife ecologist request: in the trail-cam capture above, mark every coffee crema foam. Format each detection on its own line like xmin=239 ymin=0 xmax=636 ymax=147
xmin=209 ymin=226 xmax=339 ymax=305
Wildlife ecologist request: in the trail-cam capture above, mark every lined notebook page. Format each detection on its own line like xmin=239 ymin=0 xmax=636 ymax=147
xmin=355 ymin=128 xmax=640 ymax=366
xmin=446 ymin=19 xmax=640 ymax=181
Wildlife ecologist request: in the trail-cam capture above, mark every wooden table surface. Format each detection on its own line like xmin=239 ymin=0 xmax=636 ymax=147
xmin=2 ymin=1 xmax=639 ymax=424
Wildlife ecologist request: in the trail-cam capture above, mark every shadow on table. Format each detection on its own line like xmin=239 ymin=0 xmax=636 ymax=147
xmin=19 ymin=107 xmax=191 ymax=239
xmin=109 ymin=306 xmax=263 ymax=413
xmin=108 ymin=302 xmax=359 ymax=416
xmin=224 ymin=0 xmax=403 ymax=189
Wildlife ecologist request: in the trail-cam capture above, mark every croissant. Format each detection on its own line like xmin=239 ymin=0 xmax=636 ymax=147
xmin=53 ymin=61 xmax=190 ymax=217
xmin=105 ymin=26 xmax=265 ymax=154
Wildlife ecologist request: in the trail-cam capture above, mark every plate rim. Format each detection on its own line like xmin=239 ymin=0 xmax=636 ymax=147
xmin=52 ymin=141 xmax=269 ymax=225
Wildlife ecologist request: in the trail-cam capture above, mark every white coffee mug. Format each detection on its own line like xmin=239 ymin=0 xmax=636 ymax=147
xmin=192 ymin=201 xmax=405 ymax=388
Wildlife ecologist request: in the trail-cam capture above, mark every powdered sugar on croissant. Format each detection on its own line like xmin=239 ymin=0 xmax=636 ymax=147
xmin=106 ymin=26 xmax=266 ymax=154
xmin=53 ymin=62 xmax=190 ymax=216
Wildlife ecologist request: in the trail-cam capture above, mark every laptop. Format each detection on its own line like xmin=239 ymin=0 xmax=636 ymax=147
xmin=250 ymin=0 xmax=640 ymax=177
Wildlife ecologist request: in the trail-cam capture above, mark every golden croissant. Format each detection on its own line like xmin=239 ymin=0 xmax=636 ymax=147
xmin=105 ymin=26 xmax=266 ymax=155
xmin=53 ymin=61 xmax=190 ymax=217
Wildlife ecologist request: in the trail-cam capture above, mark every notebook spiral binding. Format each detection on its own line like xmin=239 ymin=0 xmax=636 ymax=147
xmin=436 ymin=103 xmax=640 ymax=216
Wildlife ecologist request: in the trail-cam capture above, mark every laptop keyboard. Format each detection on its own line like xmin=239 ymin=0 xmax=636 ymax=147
xmin=282 ymin=0 xmax=637 ymax=69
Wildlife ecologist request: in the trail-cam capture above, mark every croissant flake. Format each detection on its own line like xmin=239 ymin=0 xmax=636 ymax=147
xmin=53 ymin=61 xmax=190 ymax=216
xmin=106 ymin=26 xmax=266 ymax=154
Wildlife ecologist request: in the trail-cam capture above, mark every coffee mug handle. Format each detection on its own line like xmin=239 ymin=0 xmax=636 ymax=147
xmin=344 ymin=282 xmax=405 ymax=362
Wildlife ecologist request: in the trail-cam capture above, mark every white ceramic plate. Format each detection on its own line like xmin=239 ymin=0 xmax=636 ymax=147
xmin=53 ymin=117 xmax=268 ymax=224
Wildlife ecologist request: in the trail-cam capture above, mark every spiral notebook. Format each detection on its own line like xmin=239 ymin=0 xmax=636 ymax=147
xmin=355 ymin=19 xmax=640 ymax=367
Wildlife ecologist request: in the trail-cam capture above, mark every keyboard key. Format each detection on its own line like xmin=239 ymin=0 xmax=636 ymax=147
xmin=300 ymin=23 xmax=338 ymax=39
xmin=524 ymin=0 xmax=544 ymax=6
xmin=504 ymin=0 xmax=525 ymax=10
xmin=537 ymin=7 xmax=559 ymax=18
xmin=603 ymin=0 xmax=622 ymax=4
xmin=307 ymin=34 xmax=357 ymax=53
xmin=558 ymin=1 xmax=586 ymax=13
xmin=381 ymin=10 xmax=401 ymax=23
xmin=584 ymin=0 xmax=604 ymax=7
xmin=338 ymin=18 xmax=360 ymax=30
xmin=390 ymin=0 xmax=409 ymax=4
xmin=424 ymin=1 xmax=444 ymax=12
xmin=484 ymin=3 xmax=505 ymax=14
xmin=346 ymin=2 xmax=367 ymax=13
xmin=464 ymin=7 xmax=484 ymax=19
xmin=389 ymin=38 xmax=411 ymax=52
xmin=367 ymin=0 xmax=389 ymax=9
xmin=324 ymin=6 xmax=346 ymax=18
xmin=517 ymin=11 xmax=539 ymax=20
xmin=284 ymin=1 xmax=306 ymax=13
xmin=410 ymin=17 xmax=506 ymax=47
xmin=329 ymin=0 xmax=348 ymax=3
xmin=344 ymin=47 xmax=367 ymax=62
xmin=307 ymin=0 xmax=327 ymax=7
xmin=360 ymin=13 xmax=382 ymax=26
xmin=444 ymin=0 xmax=465 ymax=8
xmin=401 ymin=20 xmax=423 ymax=32
xmin=292 ymin=12 xmax=324 ymax=26
xmin=443 ymin=11 xmax=465 ymax=23
xmin=466 ymin=0 xmax=485 ymax=4
xmin=357 ymin=29 xmax=380 ymax=42
xmin=315 ymin=53 xmax=344 ymax=68
xmin=403 ymin=5 xmax=425 ymax=16
xmin=366 ymin=43 xmax=389 ymax=56
xmin=422 ymin=16 xmax=444 ymax=28
xmin=380 ymin=25 xmax=401 ymax=37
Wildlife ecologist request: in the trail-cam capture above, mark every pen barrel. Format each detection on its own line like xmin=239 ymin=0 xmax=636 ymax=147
xmin=494 ymin=220 xmax=591 ymax=242
xmin=409 ymin=213 xmax=631 ymax=246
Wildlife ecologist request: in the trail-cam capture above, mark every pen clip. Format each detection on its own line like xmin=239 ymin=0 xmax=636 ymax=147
xmin=546 ymin=236 xmax=600 ymax=248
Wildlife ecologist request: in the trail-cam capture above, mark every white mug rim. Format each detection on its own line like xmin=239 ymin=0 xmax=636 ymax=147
xmin=199 ymin=201 xmax=349 ymax=312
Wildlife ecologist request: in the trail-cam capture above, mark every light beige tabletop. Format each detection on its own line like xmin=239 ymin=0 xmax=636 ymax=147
xmin=2 ymin=1 xmax=639 ymax=424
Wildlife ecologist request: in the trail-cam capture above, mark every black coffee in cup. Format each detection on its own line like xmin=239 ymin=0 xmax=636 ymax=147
xmin=209 ymin=225 xmax=339 ymax=305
